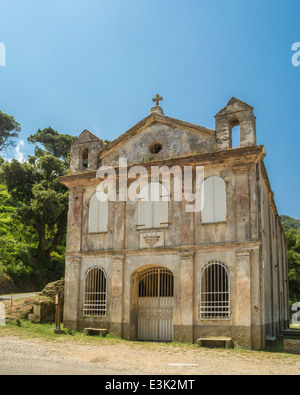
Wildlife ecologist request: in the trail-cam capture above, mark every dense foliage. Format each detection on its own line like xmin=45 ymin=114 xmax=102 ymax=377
xmin=285 ymin=228 xmax=300 ymax=304
xmin=28 ymin=127 xmax=75 ymax=165
xmin=0 ymin=123 xmax=75 ymax=292
xmin=280 ymin=215 xmax=300 ymax=232
xmin=280 ymin=216 xmax=300 ymax=303
xmin=0 ymin=110 xmax=21 ymax=152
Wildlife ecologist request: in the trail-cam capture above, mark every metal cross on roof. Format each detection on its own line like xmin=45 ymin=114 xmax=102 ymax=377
xmin=152 ymin=94 xmax=163 ymax=106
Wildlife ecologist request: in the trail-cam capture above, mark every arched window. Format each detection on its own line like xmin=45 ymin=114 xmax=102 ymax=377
xmin=83 ymin=267 xmax=107 ymax=317
xmin=201 ymin=176 xmax=226 ymax=223
xmin=229 ymin=118 xmax=241 ymax=148
xmin=137 ymin=182 xmax=169 ymax=229
xmin=231 ymin=125 xmax=240 ymax=148
xmin=81 ymin=147 xmax=89 ymax=170
xmin=88 ymin=192 xmax=108 ymax=233
xmin=200 ymin=261 xmax=230 ymax=319
xmin=138 ymin=267 xmax=174 ymax=297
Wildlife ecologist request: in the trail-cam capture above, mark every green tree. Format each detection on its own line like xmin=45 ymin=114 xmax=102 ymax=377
xmin=0 ymin=110 xmax=21 ymax=151
xmin=0 ymin=159 xmax=37 ymax=202
xmin=0 ymin=155 xmax=69 ymax=263
xmin=286 ymin=229 xmax=300 ymax=304
xmin=28 ymin=127 xmax=76 ymax=164
xmin=0 ymin=124 xmax=75 ymax=290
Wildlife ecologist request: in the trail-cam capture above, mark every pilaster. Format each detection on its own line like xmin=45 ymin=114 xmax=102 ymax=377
xmin=63 ymin=257 xmax=82 ymax=330
xmin=235 ymin=248 xmax=252 ymax=349
xmin=174 ymin=250 xmax=194 ymax=342
xmin=233 ymin=165 xmax=251 ymax=242
xmin=110 ymin=254 xmax=125 ymax=337
xmin=66 ymin=188 xmax=84 ymax=253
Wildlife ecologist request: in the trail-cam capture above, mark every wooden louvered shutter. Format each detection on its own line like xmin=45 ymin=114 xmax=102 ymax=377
xmin=213 ymin=176 xmax=226 ymax=222
xmin=202 ymin=176 xmax=226 ymax=223
xmin=138 ymin=185 xmax=153 ymax=228
xmin=153 ymin=183 xmax=168 ymax=228
xmin=202 ymin=177 xmax=215 ymax=223
xmin=89 ymin=193 xmax=108 ymax=233
xmin=138 ymin=183 xmax=168 ymax=229
xmin=98 ymin=198 xmax=108 ymax=232
xmin=89 ymin=193 xmax=99 ymax=233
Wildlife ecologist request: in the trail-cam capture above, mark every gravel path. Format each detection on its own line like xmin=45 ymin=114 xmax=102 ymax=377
xmin=0 ymin=336 xmax=300 ymax=375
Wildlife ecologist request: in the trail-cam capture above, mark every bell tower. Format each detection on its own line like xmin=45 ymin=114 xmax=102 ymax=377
xmin=70 ymin=129 xmax=104 ymax=174
xmin=215 ymin=97 xmax=257 ymax=151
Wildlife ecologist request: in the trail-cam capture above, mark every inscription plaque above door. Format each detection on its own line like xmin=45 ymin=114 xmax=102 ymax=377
xmin=140 ymin=231 xmax=164 ymax=248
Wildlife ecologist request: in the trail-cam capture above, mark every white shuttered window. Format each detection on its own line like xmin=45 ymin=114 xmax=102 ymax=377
xmin=88 ymin=193 xmax=108 ymax=233
xmin=138 ymin=182 xmax=169 ymax=229
xmin=201 ymin=176 xmax=226 ymax=223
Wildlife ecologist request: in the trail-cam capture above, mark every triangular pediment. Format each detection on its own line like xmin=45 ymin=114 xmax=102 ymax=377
xmin=73 ymin=129 xmax=102 ymax=145
xmin=100 ymin=112 xmax=215 ymax=158
xmin=215 ymin=97 xmax=254 ymax=117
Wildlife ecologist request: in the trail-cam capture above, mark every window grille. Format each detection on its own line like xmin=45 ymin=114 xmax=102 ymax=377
xmin=83 ymin=267 xmax=107 ymax=317
xmin=138 ymin=267 xmax=174 ymax=298
xmin=200 ymin=261 xmax=230 ymax=319
xmin=137 ymin=267 xmax=174 ymax=342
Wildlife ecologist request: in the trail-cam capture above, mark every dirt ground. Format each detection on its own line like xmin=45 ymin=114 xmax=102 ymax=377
xmin=0 ymin=335 xmax=300 ymax=375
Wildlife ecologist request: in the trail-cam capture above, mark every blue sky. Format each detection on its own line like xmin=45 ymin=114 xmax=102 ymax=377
xmin=0 ymin=0 xmax=299 ymax=218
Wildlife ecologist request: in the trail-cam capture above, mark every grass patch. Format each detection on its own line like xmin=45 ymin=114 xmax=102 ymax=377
xmin=0 ymin=319 xmax=72 ymax=341
xmin=0 ymin=319 xmax=123 ymax=344
xmin=0 ymin=320 xmax=299 ymax=361
xmin=290 ymin=325 xmax=300 ymax=330
xmin=265 ymin=339 xmax=284 ymax=354
xmin=0 ymin=320 xmax=208 ymax=352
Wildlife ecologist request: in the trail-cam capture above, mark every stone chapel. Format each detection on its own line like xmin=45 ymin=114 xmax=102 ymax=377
xmin=59 ymin=96 xmax=289 ymax=350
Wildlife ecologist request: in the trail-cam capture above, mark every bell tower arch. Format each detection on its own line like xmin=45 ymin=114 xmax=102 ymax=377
xmin=70 ymin=129 xmax=104 ymax=174
xmin=215 ymin=97 xmax=257 ymax=151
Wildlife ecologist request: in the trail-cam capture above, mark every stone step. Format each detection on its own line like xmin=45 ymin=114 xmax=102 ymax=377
xmin=282 ymin=329 xmax=300 ymax=338
xmin=84 ymin=328 xmax=108 ymax=336
xmin=197 ymin=337 xmax=232 ymax=349
xmin=284 ymin=339 xmax=300 ymax=355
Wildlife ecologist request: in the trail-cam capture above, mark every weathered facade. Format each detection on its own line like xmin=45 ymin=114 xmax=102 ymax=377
xmin=59 ymin=97 xmax=289 ymax=349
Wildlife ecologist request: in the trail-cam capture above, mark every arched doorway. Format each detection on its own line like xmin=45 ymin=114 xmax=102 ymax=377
xmin=137 ymin=267 xmax=174 ymax=341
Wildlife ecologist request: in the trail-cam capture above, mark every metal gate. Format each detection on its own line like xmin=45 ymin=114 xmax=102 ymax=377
xmin=137 ymin=267 xmax=174 ymax=342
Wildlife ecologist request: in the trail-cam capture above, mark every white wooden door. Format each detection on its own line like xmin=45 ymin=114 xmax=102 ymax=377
xmin=137 ymin=267 xmax=174 ymax=342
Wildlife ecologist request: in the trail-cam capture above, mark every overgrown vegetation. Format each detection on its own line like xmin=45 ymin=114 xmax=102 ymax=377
xmin=0 ymin=119 xmax=76 ymax=293
xmin=2 ymin=279 xmax=64 ymax=322
xmin=280 ymin=215 xmax=300 ymax=232
xmin=282 ymin=216 xmax=300 ymax=304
